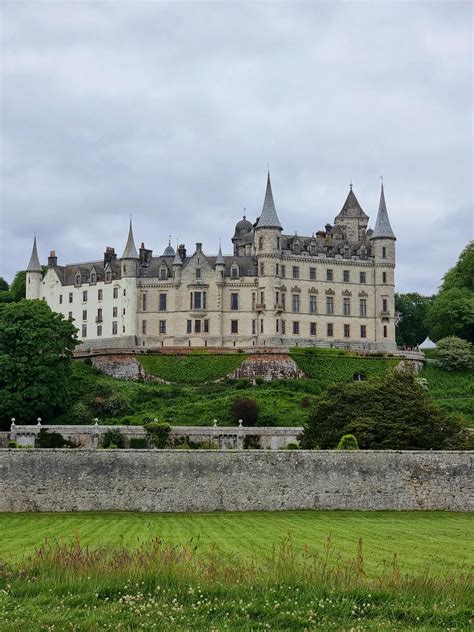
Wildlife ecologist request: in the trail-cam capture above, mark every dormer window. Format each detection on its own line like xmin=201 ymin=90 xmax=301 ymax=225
xmin=160 ymin=266 xmax=168 ymax=280
xmin=310 ymin=244 xmax=317 ymax=255
xmin=105 ymin=270 xmax=112 ymax=283
xmin=90 ymin=272 xmax=97 ymax=284
xmin=292 ymin=241 xmax=300 ymax=254
xmin=231 ymin=265 xmax=239 ymax=279
xmin=75 ymin=273 xmax=81 ymax=287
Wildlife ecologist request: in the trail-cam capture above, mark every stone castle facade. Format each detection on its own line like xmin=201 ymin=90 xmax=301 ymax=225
xmin=25 ymin=174 xmax=397 ymax=350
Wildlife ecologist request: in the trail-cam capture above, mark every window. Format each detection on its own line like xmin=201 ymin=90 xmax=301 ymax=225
xmin=123 ymin=325 xmax=126 ymax=333
xmin=326 ymin=269 xmax=333 ymax=281
xmin=98 ymin=289 xmax=103 ymax=301
xmin=281 ymin=265 xmax=286 ymax=277
xmin=260 ymin=291 xmax=265 ymax=305
xmin=194 ymin=320 xmax=201 ymax=333
xmin=382 ymin=271 xmax=387 ymax=284
xmin=259 ymin=262 xmax=265 ymax=275
xmin=252 ymin=293 xmax=256 ymax=310
xmin=359 ymin=272 xmax=366 ymax=284
xmin=343 ymin=270 xmax=350 ymax=283
xmin=90 ymin=273 xmax=96 ymax=284
xmin=69 ymin=292 xmax=73 ymax=303
xmin=68 ymin=311 xmax=73 ymax=320
xmin=160 ymin=320 xmax=167 ymax=334
xmin=344 ymin=324 xmax=350 ymax=338
xmin=384 ymin=325 xmax=388 ymax=338
xmin=59 ymin=295 xmax=63 ymax=304
xmin=276 ymin=319 xmax=279 ymax=333
xmin=191 ymin=291 xmax=202 ymax=310
xmin=310 ymin=322 xmax=317 ymax=336
xmin=382 ymin=247 xmax=387 ymax=259
xmin=292 ymin=294 xmax=300 ymax=313
xmin=326 ymin=296 xmax=334 ymax=315
xmin=112 ymin=321 xmax=118 ymax=335
xmin=81 ymin=324 xmax=87 ymax=337
xmin=159 ymin=293 xmax=167 ymax=311
xmin=310 ymin=267 xmax=316 ymax=280
xmin=343 ymin=297 xmax=351 ymax=315
xmin=97 ymin=308 xmax=102 ymax=322
xmin=113 ymin=287 xmax=119 ymax=299
xmin=204 ymin=319 xmax=209 ymax=333
xmin=259 ymin=236 xmax=263 ymax=250
xmin=360 ymin=325 xmax=367 ymax=338
xmin=82 ymin=309 xmax=87 ymax=321
xmin=105 ymin=270 xmax=112 ymax=283
xmin=186 ymin=320 xmax=192 ymax=334
xmin=122 ymin=308 xmax=126 ymax=316
xmin=359 ymin=299 xmax=367 ymax=317
xmin=113 ymin=306 xmax=118 ymax=317
xmin=231 ymin=266 xmax=239 ymax=278
xmin=292 ymin=266 xmax=300 ymax=279
xmin=281 ymin=320 xmax=286 ymax=334
xmin=75 ymin=273 xmax=81 ymax=286
xmin=327 ymin=323 xmax=334 ymax=337
xmin=310 ymin=244 xmax=317 ymax=255
xmin=196 ymin=268 xmax=201 ymax=279
xmin=382 ymin=298 xmax=388 ymax=312
xmin=293 ymin=321 xmax=300 ymax=335
xmin=97 ymin=325 xmax=102 ymax=337
xmin=231 ymin=320 xmax=238 ymax=334
xmin=281 ymin=293 xmax=286 ymax=310
xmin=123 ymin=289 xmax=126 ymax=296
xmin=275 ymin=290 xmax=279 ymax=305
xmin=309 ymin=295 xmax=317 ymax=313
xmin=160 ymin=267 xmax=167 ymax=279
xmin=277 ymin=237 xmax=280 ymax=250
xmin=252 ymin=319 xmax=256 ymax=335
xmin=142 ymin=294 xmax=147 ymax=311
xmin=275 ymin=263 xmax=279 ymax=275
xmin=142 ymin=320 xmax=147 ymax=335
xmin=260 ymin=319 xmax=264 ymax=334
xmin=82 ymin=291 xmax=88 ymax=302
xmin=231 ymin=293 xmax=239 ymax=310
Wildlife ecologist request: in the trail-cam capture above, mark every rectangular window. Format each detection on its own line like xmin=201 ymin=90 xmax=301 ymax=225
xmin=292 ymin=294 xmax=300 ymax=312
xmin=123 ymin=308 xmax=126 ymax=316
xmin=281 ymin=265 xmax=286 ymax=278
xmin=204 ymin=319 xmax=209 ymax=333
xmin=383 ymin=271 xmax=387 ymax=284
xmin=276 ymin=319 xmax=279 ymax=333
xmin=359 ymin=272 xmax=366 ymax=284
xmin=293 ymin=321 xmax=300 ymax=335
xmin=194 ymin=291 xmax=202 ymax=310
xmin=142 ymin=320 xmax=147 ymax=334
xmin=326 ymin=269 xmax=333 ymax=281
xmin=123 ymin=325 xmax=126 ymax=333
xmin=309 ymin=295 xmax=317 ymax=313
xmin=142 ymin=293 xmax=147 ymax=311
xmin=231 ymin=320 xmax=238 ymax=334
xmin=59 ymin=295 xmax=63 ymax=304
xmin=98 ymin=289 xmax=103 ymax=301
xmin=196 ymin=268 xmax=201 ymax=279
xmin=382 ymin=247 xmax=387 ymax=259
xmin=327 ymin=323 xmax=334 ymax=337
xmin=360 ymin=325 xmax=367 ymax=338
xmin=292 ymin=266 xmax=300 ymax=279
xmin=260 ymin=291 xmax=265 ymax=305
xmin=343 ymin=270 xmax=350 ymax=283
xmin=359 ymin=299 xmax=367 ymax=317
xmin=81 ymin=324 xmax=87 ymax=337
xmin=260 ymin=319 xmax=264 ymax=334
xmin=194 ymin=320 xmax=201 ymax=333
xmin=275 ymin=263 xmax=279 ymax=275
xmin=186 ymin=319 xmax=192 ymax=334
xmin=310 ymin=322 xmax=317 ymax=336
xmin=97 ymin=325 xmax=102 ymax=337
xmin=252 ymin=319 xmax=256 ymax=335
xmin=97 ymin=308 xmax=102 ymax=322
xmin=82 ymin=309 xmax=87 ymax=321
xmin=82 ymin=290 xmax=88 ymax=302
xmin=260 ymin=262 xmax=265 ymax=275
xmin=69 ymin=292 xmax=73 ymax=303
xmin=343 ymin=297 xmax=351 ymax=315
xmin=68 ymin=311 xmax=73 ymax=320
xmin=275 ymin=290 xmax=279 ymax=305
xmin=113 ymin=306 xmax=118 ymax=318
xmin=231 ymin=292 xmax=239 ymax=310
xmin=160 ymin=268 xmax=167 ymax=279
xmin=344 ymin=324 xmax=350 ymax=338
xmin=382 ymin=298 xmax=388 ymax=312
xmin=113 ymin=287 xmax=119 ymax=299
xmin=309 ymin=267 xmax=316 ymax=280
xmin=112 ymin=321 xmax=118 ymax=335
xmin=326 ymin=296 xmax=334 ymax=315
xmin=384 ymin=325 xmax=388 ymax=338
xmin=281 ymin=320 xmax=286 ymax=334
xmin=159 ymin=293 xmax=167 ymax=311
xmin=159 ymin=320 xmax=166 ymax=334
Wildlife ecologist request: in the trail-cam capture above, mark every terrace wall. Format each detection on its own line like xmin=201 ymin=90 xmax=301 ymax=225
xmin=0 ymin=450 xmax=471 ymax=512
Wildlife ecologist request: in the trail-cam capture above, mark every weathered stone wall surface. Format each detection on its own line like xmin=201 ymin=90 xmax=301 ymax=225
xmin=0 ymin=450 xmax=471 ymax=513
xmin=227 ymin=354 xmax=304 ymax=381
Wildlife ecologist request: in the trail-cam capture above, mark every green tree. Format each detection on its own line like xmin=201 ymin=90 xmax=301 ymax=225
xmin=300 ymin=369 xmax=472 ymax=451
xmin=0 ymin=277 xmax=9 ymax=292
xmin=436 ymin=336 xmax=473 ymax=372
xmin=395 ymin=293 xmax=434 ymax=347
xmin=144 ymin=421 xmax=171 ymax=448
xmin=9 ymin=270 xmax=27 ymax=301
xmin=336 ymin=434 xmax=359 ymax=450
xmin=441 ymin=242 xmax=474 ymax=291
xmin=425 ymin=288 xmax=474 ymax=342
xmin=0 ymin=300 xmax=79 ymax=429
xmin=0 ymin=290 xmax=15 ymax=304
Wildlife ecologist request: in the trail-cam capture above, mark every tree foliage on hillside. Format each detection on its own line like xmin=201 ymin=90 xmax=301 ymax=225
xmin=394 ymin=293 xmax=434 ymax=347
xmin=436 ymin=337 xmax=473 ymax=372
xmin=300 ymin=369 xmax=472 ymax=450
xmin=0 ymin=300 xmax=79 ymax=429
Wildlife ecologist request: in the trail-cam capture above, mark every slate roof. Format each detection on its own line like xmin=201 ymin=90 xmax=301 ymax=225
xmin=257 ymin=172 xmax=283 ymax=229
xmin=336 ymin=188 xmax=369 ymax=220
xmin=26 ymin=237 xmax=41 ymax=272
xmin=121 ymin=220 xmax=139 ymax=259
xmin=371 ymin=184 xmax=396 ymax=239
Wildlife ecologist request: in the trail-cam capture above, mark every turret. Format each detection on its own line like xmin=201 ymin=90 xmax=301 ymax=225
xmin=370 ymin=182 xmax=396 ymax=263
xmin=120 ymin=218 xmax=139 ymax=277
xmin=172 ymin=246 xmax=183 ymax=284
xmin=254 ymin=172 xmax=283 ymax=255
xmin=25 ymin=236 xmax=42 ymax=299
xmin=334 ymin=184 xmax=369 ymax=242
xmin=215 ymin=243 xmax=225 ymax=283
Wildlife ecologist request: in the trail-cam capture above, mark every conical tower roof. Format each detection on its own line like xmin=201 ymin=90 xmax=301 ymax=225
xmin=257 ymin=172 xmax=282 ymax=229
xmin=216 ymin=243 xmax=225 ymax=265
xmin=336 ymin=186 xmax=369 ymax=219
xmin=371 ymin=183 xmax=396 ymax=240
xmin=26 ymin=236 xmax=41 ymax=272
xmin=121 ymin=219 xmax=139 ymax=259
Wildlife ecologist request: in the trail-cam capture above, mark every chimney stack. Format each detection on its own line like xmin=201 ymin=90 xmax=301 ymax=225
xmin=48 ymin=250 xmax=57 ymax=268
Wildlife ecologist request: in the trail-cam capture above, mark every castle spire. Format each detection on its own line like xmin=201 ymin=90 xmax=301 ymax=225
xmin=26 ymin=236 xmax=41 ymax=272
xmin=257 ymin=172 xmax=282 ymax=229
xmin=371 ymin=182 xmax=396 ymax=240
xmin=216 ymin=241 xmax=225 ymax=265
xmin=121 ymin=218 xmax=139 ymax=259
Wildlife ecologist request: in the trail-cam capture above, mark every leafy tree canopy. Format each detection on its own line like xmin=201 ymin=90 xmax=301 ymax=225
xmin=442 ymin=242 xmax=474 ymax=291
xmin=0 ymin=299 xmax=79 ymax=429
xmin=395 ymin=293 xmax=434 ymax=347
xmin=436 ymin=336 xmax=473 ymax=372
xmin=300 ymin=369 xmax=472 ymax=451
xmin=9 ymin=270 xmax=27 ymax=301
xmin=0 ymin=277 xmax=9 ymax=292
xmin=425 ymin=287 xmax=474 ymax=342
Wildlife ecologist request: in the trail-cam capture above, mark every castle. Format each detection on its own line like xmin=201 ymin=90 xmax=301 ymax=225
xmin=25 ymin=174 xmax=397 ymax=350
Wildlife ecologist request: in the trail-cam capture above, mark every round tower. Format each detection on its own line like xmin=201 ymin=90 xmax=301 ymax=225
xmin=25 ymin=236 xmax=42 ymax=299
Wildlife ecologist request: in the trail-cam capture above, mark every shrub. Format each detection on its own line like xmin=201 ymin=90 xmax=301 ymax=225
xmin=336 ymin=434 xmax=359 ymax=450
xmin=71 ymin=401 xmax=94 ymax=424
xmin=144 ymin=421 xmax=171 ymax=448
xmin=255 ymin=377 xmax=264 ymax=386
xmin=101 ymin=428 xmax=125 ymax=449
xmin=301 ymin=396 xmax=312 ymax=408
xmin=130 ymin=437 xmax=147 ymax=449
xmin=36 ymin=429 xmax=74 ymax=448
xmin=436 ymin=337 xmax=473 ymax=372
xmin=7 ymin=440 xmax=18 ymax=448
xmin=286 ymin=442 xmax=299 ymax=450
xmin=91 ymin=392 xmax=130 ymax=417
xmin=230 ymin=398 xmax=259 ymax=426
xmin=243 ymin=434 xmax=261 ymax=449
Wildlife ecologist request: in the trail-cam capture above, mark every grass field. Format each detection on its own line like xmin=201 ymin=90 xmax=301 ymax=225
xmin=1 ymin=511 xmax=472 ymax=630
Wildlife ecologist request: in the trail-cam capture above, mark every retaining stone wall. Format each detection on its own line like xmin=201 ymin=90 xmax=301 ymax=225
xmin=0 ymin=450 xmax=471 ymax=512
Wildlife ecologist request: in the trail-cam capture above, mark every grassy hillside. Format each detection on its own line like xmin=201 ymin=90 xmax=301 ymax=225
xmin=419 ymin=361 xmax=474 ymax=423
xmin=137 ymin=351 xmax=246 ymax=384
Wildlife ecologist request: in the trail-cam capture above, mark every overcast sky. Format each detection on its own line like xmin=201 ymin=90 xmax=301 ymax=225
xmin=1 ymin=1 xmax=472 ymax=293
